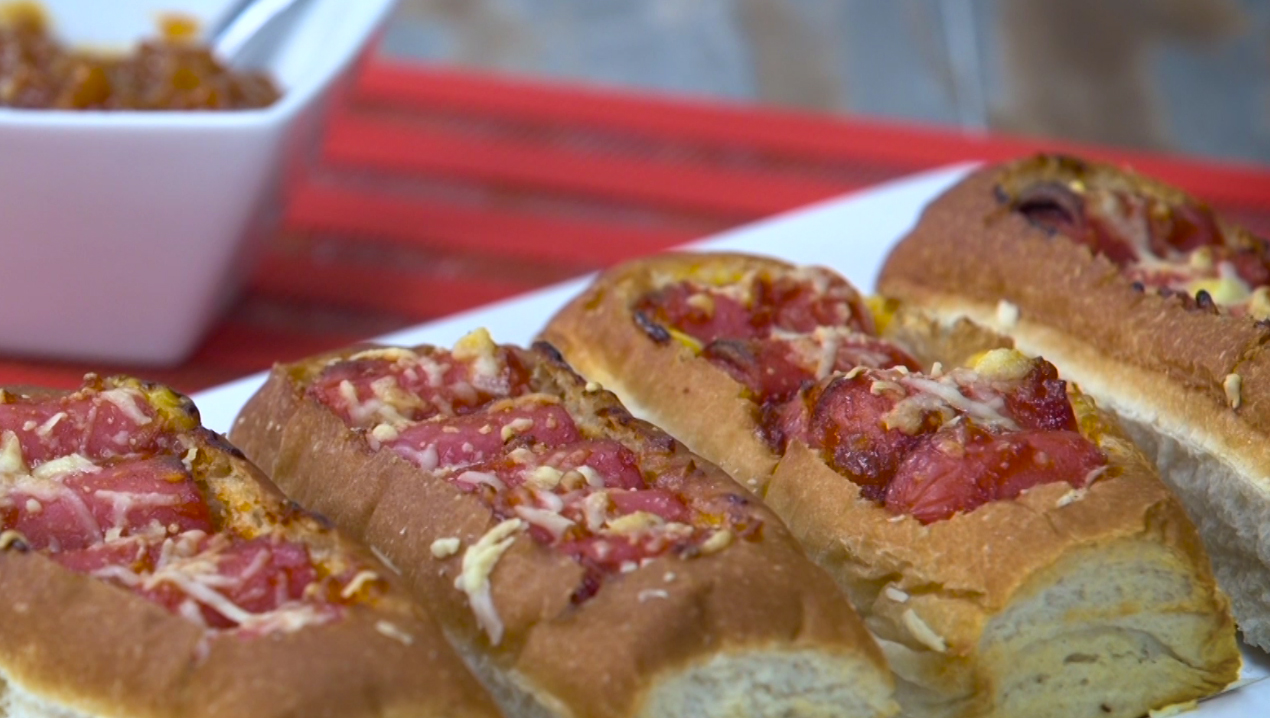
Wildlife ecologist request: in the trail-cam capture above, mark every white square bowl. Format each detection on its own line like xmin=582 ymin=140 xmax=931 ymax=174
xmin=0 ymin=0 xmax=398 ymax=365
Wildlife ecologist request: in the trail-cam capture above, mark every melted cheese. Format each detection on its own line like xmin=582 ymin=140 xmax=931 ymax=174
xmin=1189 ymin=275 xmax=1251 ymax=306
xmin=699 ymin=528 xmax=733 ymax=555
xmin=395 ymin=443 xmax=439 ymax=471
xmin=370 ymin=423 xmax=400 ymax=444
xmin=0 ymin=431 xmax=27 ymax=474
xmin=814 ymin=327 xmax=843 ymax=380
xmin=525 ymin=465 xmax=563 ymax=490
xmin=454 ymin=518 xmax=523 ymax=645
xmin=431 ymin=537 xmax=461 ymax=558
xmin=892 ymin=375 xmax=1018 ymax=433
xmin=455 ymin=470 xmax=507 ymax=492
xmin=500 ymin=418 xmax=534 ymax=442
xmin=968 ymin=348 xmax=1033 ymax=381
xmin=0 ymin=529 xmax=27 ymax=549
xmin=576 ymin=465 xmax=605 ymax=489
xmin=98 ymin=388 xmax=153 ymax=426
xmin=605 ymin=511 xmax=663 ymax=535
xmin=583 ymin=491 xmax=609 ymax=532
xmin=93 ymin=489 xmax=183 ymax=528
xmin=514 ymin=505 xmax=575 ymax=539
xmin=452 ymin=328 xmax=507 ymax=393
xmin=34 ymin=412 xmax=65 ymax=438
xmin=350 ymin=347 xmax=419 ymax=364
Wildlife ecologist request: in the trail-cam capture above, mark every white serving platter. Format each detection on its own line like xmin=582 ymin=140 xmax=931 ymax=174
xmin=191 ymin=163 xmax=1270 ymax=715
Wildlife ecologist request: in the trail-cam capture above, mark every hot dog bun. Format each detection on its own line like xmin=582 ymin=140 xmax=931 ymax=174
xmin=0 ymin=377 xmax=499 ymax=718
xmin=541 ymin=251 xmax=1241 ymax=718
xmin=230 ymin=333 xmax=898 ymax=718
xmin=878 ymin=154 xmax=1270 ymax=652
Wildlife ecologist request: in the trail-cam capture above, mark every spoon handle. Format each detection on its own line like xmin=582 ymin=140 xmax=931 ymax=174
xmin=209 ymin=0 xmax=309 ymax=62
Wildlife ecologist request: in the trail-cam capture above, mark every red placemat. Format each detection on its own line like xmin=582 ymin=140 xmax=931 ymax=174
xmin=6 ymin=55 xmax=1270 ymax=394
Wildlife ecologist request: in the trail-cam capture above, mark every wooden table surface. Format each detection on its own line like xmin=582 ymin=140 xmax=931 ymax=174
xmin=5 ymin=54 xmax=1270 ymax=395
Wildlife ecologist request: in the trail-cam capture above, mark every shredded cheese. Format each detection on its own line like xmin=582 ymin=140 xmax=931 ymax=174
xmin=452 ymin=328 xmax=507 ymax=392
xmin=34 ymin=412 xmax=65 ymax=438
xmin=32 ymin=453 xmax=100 ymax=481
xmin=514 ymin=505 xmax=575 ymax=539
xmin=98 ymin=388 xmax=153 ymax=426
xmin=371 ymin=423 xmax=400 ymax=444
xmin=576 ymin=465 xmax=605 ymax=488
xmin=895 ymin=375 xmax=1018 ymax=432
xmin=340 ymin=570 xmax=381 ymax=599
xmin=902 ymin=608 xmax=947 ymax=653
xmin=350 ymin=347 xmax=419 ymax=363
xmin=375 ymin=620 xmax=415 ymax=646
xmin=699 ymin=529 xmax=733 ymax=555
xmin=1224 ymin=373 xmax=1242 ymax=410
xmin=395 ymin=443 xmax=439 ymax=471
xmin=995 ymin=300 xmax=1020 ymax=329
xmin=884 ymin=586 xmax=910 ymax=603
xmin=500 ymin=418 xmax=534 ymax=442
xmin=0 ymin=529 xmax=28 ymax=549
xmin=455 ymin=470 xmax=507 ymax=492
xmin=638 ymin=588 xmax=670 ymax=602
xmin=454 ymin=518 xmax=523 ymax=645
xmin=0 ymin=431 xmax=27 ymax=474
xmin=431 ymin=537 xmax=461 ymax=558
xmin=605 ymin=511 xmax=663 ymax=535
xmin=583 ymin=491 xmax=609 ymax=532
xmin=525 ymin=465 xmax=563 ymax=491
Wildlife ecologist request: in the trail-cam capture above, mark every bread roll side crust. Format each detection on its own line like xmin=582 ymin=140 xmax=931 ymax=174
xmin=539 ymin=252 xmax=792 ymax=494
xmin=231 ymin=348 xmax=897 ymax=718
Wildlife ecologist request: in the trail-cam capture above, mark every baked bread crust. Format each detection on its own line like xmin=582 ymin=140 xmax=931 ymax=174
xmin=230 ymin=341 xmax=897 ymax=718
xmin=540 ymin=251 xmax=1241 ymax=717
xmin=540 ymin=253 xmax=793 ymax=494
xmin=877 ymin=156 xmax=1270 ymax=650
xmin=0 ymin=386 xmax=499 ymax=718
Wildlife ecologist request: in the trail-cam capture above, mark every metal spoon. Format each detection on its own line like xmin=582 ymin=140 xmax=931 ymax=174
xmin=207 ymin=0 xmax=311 ymax=63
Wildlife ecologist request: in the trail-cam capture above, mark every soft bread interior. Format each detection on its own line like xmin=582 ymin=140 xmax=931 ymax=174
xmin=870 ymin=539 xmax=1235 ymax=718
xmin=886 ymin=294 xmax=1270 ymax=651
xmin=452 ymin=631 xmax=893 ymax=718
xmin=979 ymin=539 xmax=1234 ymax=718
xmin=1113 ymin=417 xmax=1270 ymax=651
xmin=637 ymin=650 xmax=895 ymax=718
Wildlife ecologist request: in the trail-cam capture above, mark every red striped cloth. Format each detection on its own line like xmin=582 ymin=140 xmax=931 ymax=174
xmin=6 ymin=56 xmax=1270 ymax=394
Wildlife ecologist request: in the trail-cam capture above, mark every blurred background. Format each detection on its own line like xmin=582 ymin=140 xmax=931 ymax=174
xmin=385 ymin=0 xmax=1266 ymax=163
